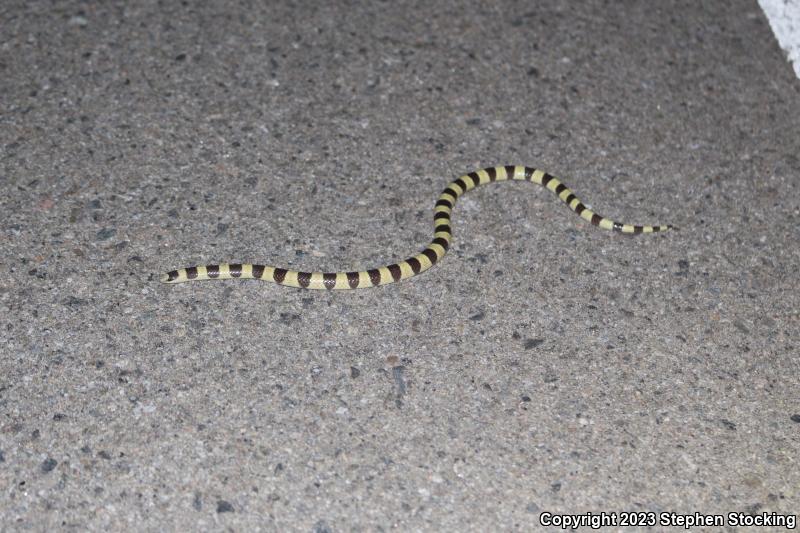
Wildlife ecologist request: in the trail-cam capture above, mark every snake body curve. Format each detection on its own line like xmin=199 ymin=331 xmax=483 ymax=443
xmin=161 ymin=165 xmax=671 ymax=289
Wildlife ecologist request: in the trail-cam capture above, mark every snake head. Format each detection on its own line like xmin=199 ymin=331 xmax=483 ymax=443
xmin=160 ymin=270 xmax=180 ymax=283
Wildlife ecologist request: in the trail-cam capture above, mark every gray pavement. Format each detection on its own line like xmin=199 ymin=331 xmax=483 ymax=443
xmin=1 ymin=1 xmax=799 ymax=531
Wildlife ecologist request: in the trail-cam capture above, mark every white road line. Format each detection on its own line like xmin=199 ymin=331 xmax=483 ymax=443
xmin=758 ymin=0 xmax=800 ymax=78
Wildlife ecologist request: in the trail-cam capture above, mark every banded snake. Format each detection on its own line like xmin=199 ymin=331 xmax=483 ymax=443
xmin=161 ymin=165 xmax=671 ymax=289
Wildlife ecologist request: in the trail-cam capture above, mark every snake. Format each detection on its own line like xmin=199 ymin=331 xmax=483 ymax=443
xmin=161 ymin=165 xmax=672 ymax=289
